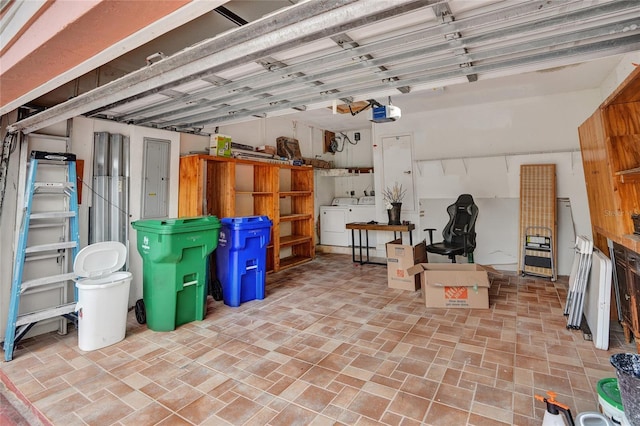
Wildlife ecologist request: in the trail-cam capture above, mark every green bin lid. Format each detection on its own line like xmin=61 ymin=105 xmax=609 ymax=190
xmin=131 ymin=216 xmax=220 ymax=233
xmin=597 ymin=377 xmax=624 ymax=411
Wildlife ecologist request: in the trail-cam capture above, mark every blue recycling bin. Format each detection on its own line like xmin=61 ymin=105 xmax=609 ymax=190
xmin=216 ymin=216 xmax=272 ymax=307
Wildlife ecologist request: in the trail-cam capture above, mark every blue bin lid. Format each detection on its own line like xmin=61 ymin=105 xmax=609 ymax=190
xmin=221 ymin=216 xmax=272 ymax=230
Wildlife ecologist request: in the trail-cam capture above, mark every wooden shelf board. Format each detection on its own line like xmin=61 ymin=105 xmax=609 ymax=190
xmin=615 ymin=167 xmax=640 ymax=184
xmin=279 ymin=255 xmax=313 ymax=269
xmin=280 ymin=234 xmax=312 ymax=247
xmin=235 ymin=191 xmax=273 ymax=196
xmin=280 ymin=213 xmax=312 ymax=222
xmin=181 ymin=153 xmax=313 ymax=170
xmin=279 ymin=191 xmax=313 ymax=197
xmin=615 ymin=167 xmax=640 ymax=175
xmin=180 ymin=153 xmax=315 ymax=274
xmin=316 ymin=168 xmax=374 ymax=177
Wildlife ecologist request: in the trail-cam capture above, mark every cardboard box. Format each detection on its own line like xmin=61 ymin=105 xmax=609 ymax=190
xmin=386 ymin=239 xmax=427 ymax=291
xmin=276 ymin=136 xmax=302 ymax=160
xmin=209 ymin=134 xmax=232 ymax=157
xmin=407 ymin=263 xmax=495 ymax=308
xmin=257 ymin=145 xmax=277 ymax=155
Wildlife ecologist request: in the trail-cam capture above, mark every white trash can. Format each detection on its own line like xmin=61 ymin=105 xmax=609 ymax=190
xmin=74 ymin=241 xmax=132 ymax=351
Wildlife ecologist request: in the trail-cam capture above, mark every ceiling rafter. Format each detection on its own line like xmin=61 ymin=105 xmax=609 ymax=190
xmin=127 ymin=11 xmax=640 ymax=129
xmin=97 ymin=0 xmax=616 ymax=125
xmin=95 ymin=0 xmax=604 ymax=121
xmin=11 ymin=0 xmax=438 ymax=133
xmin=172 ymin=34 xmax=640 ymax=130
xmin=7 ymin=0 xmax=640 ymax=135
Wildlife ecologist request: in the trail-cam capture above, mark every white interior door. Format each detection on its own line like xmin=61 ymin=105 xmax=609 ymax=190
xmin=382 ymin=135 xmax=415 ymax=211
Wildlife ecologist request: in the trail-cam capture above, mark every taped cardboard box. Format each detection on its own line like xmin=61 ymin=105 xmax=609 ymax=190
xmin=407 ymin=263 xmax=499 ymax=308
xmin=386 ymin=239 xmax=427 ymax=291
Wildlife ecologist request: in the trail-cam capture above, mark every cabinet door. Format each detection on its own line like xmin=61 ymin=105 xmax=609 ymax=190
xmin=628 ymin=250 xmax=640 ymax=334
xmin=320 ymin=208 xmax=349 ymax=246
xmin=614 ymin=251 xmax=633 ymax=326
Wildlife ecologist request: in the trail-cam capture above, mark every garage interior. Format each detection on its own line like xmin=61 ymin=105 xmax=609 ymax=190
xmin=1 ymin=1 xmax=640 ymax=425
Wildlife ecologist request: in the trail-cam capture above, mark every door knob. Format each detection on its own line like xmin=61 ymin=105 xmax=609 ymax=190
xmin=404 ymin=170 xmax=411 ymax=174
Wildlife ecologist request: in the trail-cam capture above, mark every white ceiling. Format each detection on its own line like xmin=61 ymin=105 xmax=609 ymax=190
xmin=278 ymin=55 xmax=623 ymax=131
xmin=9 ymin=0 xmax=640 ymax=135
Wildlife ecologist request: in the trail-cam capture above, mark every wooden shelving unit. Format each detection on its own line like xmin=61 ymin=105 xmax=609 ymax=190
xmin=578 ymin=66 xmax=640 ymax=351
xmin=178 ymin=154 xmax=315 ymax=273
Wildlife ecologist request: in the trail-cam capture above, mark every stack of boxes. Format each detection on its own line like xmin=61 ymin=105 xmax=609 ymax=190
xmin=386 ymin=238 xmax=496 ymax=309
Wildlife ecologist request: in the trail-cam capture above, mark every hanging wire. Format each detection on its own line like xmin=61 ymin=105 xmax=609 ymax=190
xmin=77 ymin=176 xmax=130 ymax=216
xmin=329 ymin=132 xmax=357 ymax=153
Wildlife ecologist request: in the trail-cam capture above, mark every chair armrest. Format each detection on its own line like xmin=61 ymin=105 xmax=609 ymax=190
xmin=423 ymin=228 xmax=436 ymax=244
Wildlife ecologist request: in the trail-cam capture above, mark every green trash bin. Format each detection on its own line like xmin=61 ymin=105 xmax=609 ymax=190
xmin=131 ymin=216 xmax=221 ymax=331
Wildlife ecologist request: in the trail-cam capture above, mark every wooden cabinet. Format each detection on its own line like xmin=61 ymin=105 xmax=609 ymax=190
xmin=579 ymin=66 xmax=640 ymax=351
xmin=613 ymin=242 xmax=640 ymax=351
xmin=579 ymin=68 xmax=640 ymax=254
xmin=178 ymin=154 xmax=315 ymax=273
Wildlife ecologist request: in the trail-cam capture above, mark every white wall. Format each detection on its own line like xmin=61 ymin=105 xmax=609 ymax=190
xmin=370 ymin=89 xmax=602 ymax=270
xmin=184 ymin=119 xmax=376 ymax=235
xmin=0 ymin=121 xmax=70 ymax=341
xmin=3 ymin=54 xmax=638 ymax=342
xmin=71 ymin=117 xmax=181 ymax=307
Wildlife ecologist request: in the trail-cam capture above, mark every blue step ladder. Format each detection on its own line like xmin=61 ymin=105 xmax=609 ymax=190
xmin=3 ymin=151 xmax=80 ymax=361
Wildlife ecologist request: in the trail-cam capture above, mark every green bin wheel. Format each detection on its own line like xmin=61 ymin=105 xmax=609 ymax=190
xmin=135 ymin=299 xmax=146 ymax=324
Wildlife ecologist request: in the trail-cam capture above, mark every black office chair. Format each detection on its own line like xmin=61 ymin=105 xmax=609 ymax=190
xmin=424 ymin=194 xmax=478 ymax=263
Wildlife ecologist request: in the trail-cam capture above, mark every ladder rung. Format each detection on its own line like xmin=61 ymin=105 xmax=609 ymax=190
xmin=30 ymin=211 xmax=76 ymax=220
xmin=24 ymin=253 xmax=64 ymax=262
xmin=27 ymin=223 xmax=67 ymax=230
xmin=25 ymin=241 xmax=77 ymax=253
xmin=22 ymin=282 xmax=67 ymax=296
xmin=31 ymin=151 xmax=75 ymax=161
xmin=33 ymin=182 xmax=75 ymax=189
xmin=21 ymin=273 xmax=76 ymax=293
xmin=15 ymin=303 xmax=76 ymax=327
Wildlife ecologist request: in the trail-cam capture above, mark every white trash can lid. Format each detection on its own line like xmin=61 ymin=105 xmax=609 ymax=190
xmin=74 ymin=241 xmax=127 ymax=278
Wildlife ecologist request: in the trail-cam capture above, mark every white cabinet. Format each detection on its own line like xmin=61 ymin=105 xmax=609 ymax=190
xmin=320 ymin=205 xmax=377 ymax=247
xmin=320 ymin=207 xmax=350 ymax=246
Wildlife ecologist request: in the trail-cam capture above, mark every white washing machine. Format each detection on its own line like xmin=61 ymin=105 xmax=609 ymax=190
xmin=320 ymin=197 xmax=377 ymax=247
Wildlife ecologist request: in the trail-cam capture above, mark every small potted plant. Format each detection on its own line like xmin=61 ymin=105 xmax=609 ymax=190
xmin=383 ymin=182 xmax=406 ymax=225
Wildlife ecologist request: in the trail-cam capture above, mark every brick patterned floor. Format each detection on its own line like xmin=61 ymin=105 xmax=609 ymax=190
xmin=1 ymin=253 xmax=634 ymax=425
